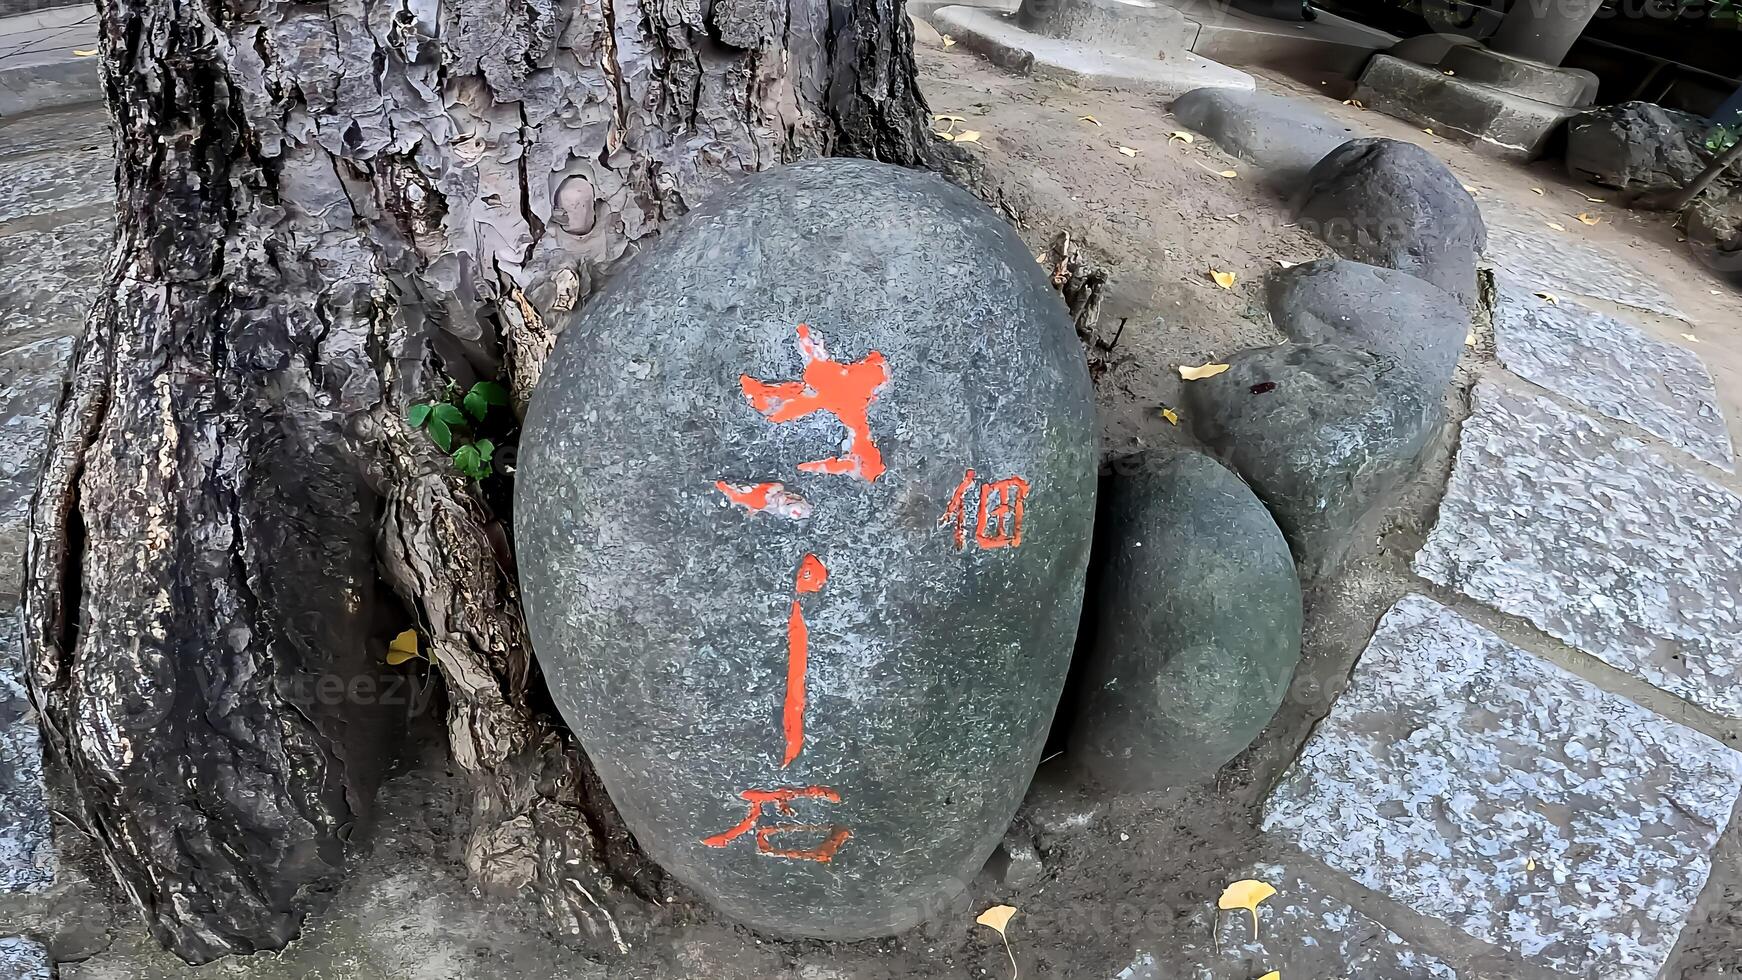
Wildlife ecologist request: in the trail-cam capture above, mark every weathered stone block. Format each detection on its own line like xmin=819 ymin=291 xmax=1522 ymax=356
xmin=517 ymin=158 xmax=1097 ymax=939
xmin=1069 ymin=449 xmax=1300 ymax=790
xmin=1169 ymin=87 xmax=1352 ymax=185
xmin=1265 ymin=594 xmax=1742 ymax=979
xmin=1266 ymin=257 xmax=1466 ymax=391
xmin=1414 ymin=381 xmax=1742 ymax=719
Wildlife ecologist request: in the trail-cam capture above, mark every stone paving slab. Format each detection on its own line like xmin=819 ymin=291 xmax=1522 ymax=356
xmin=1490 ymin=274 xmax=1733 ymax=470
xmin=1263 ymin=593 xmax=1742 ymax=980
xmin=1415 ymin=380 xmax=1742 ymax=719
xmin=0 ymin=334 xmax=72 ymax=602
xmin=1482 ymin=222 xmax=1690 ymax=322
xmin=0 ymin=103 xmax=109 ymax=160
xmin=0 ymin=213 xmax=106 ymax=353
xmin=1 ymin=610 xmax=55 ymax=893
xmin=0 ymin=143 xmax=109 ymax=225
xmin=0 ymin=935 xmax=52 ymax=979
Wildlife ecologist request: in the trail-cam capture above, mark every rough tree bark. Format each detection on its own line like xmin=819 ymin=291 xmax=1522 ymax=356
xmin=23 ymin=0 xmax=931 ymax=963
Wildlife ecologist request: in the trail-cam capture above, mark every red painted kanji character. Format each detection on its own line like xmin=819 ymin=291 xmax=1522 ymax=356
xmin=740 ymin=324 xmax=891 ymax=482
xmin=701 ymin=786 xmax=853 ymax=863
xmin=942 ymin=470 xmax=1031 ymax=550
xmin=783 ymin=554 xmax=828 ymax=767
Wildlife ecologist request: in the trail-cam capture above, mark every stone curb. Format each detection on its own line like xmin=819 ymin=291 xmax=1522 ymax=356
xmin=0 ymin=54 xmax=99 ymax=115
xmin=929 ymin=5 xmax=1253 ymax=98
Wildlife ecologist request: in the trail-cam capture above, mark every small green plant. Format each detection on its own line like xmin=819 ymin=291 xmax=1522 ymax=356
xmin=407 ymin=380 xmax=509 ymax=480
xmin=1711 ymin=121 xmax=1741 ymax=154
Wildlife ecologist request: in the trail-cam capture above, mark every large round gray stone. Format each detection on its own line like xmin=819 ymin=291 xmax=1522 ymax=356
xmin=1171 ymin=87 xmax=1353 ymax=186
xmin=516 ymin=158 xmax=1098 ymax=939
xmin=1184 ymin=343 xmax=1442 ymax=581
xmin=1070 ymin=449 xmax=1302 ymax=792
xmin=1293 ymin=138 xmax=1486 ymax=305
xmin=1265 ymin=257 xmax=1467 ymax=390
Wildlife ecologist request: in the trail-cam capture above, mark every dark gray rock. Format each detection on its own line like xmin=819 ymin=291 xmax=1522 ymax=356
xmin=1069 ymin=450 xmax=1301 ymax=791
xmin=1265 ymin=258 xmax=1467 ymax=390
xmin=983 ymin=832 xmax=1044 ymax=889
xmin=1171 ymin=88 xmax=1353 ymax=185
xmin=1565 ymin=102 xmax=1719 ymax=198
xmin=1293 ymin=138 xmax=1486 ymax=305
xmin=516 ymin=158 xmax=1098 ymax=940
xmin=1184 ymin=343 xmax=1442 ymax=581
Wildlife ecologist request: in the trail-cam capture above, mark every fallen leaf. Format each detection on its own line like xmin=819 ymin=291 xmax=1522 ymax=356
xmin=386 ymin=629 xmax=421 ymax=666
xmin=1208 ymin=270 xmax=1236 ymax=289
xmin=73 ymin=48 xmax=98 ymax=57
xmin=1218 ymin=879 xmax=1277 ymax=939
xmin=976 ymin=905 xmax=1019 ymax=980
xmin=1683 ymin=333 xmax=1701 ymax=343
xmin=1117 ymin=145 xmax=1138 ymax=157
xmin=1218 ymin=169 xmax=1239 ymax=178
xmin=933 ymin=131 xmax=957 ymax=142
xmin=1277 ymin=259 xmax=1300 ymax=269
xmin=1080 ymin=114 xmax=1101 ymax=126
xmin=1575 ymin=213 xmax=1600 ymax=225
xmin=941 ymin=34 xmax=956 ymax=46
xmin=934 ymin=114 xmax=966 ymax=123
xmin=1526 ymin=857 xmax=1537 ymax=871
xmin=1258 ymin=973 xmax=1281 ymax=980
xmin=1546 ymin=221 xmax=1568 ymax=232
xmin=1161 ymin=407 xmax=1180 ymax=425
xmin=1585 ymin=195 xmax=1607 ymax=203
xmin=1465 ymin=331 xmax=1476 ymax=346
xmin=1461 ymin=184 xmax=1480 ymax=196
xmin=1534 ymin=291 xmax=1560 ymax=305
xmin=1422 ymin=127 xmax=1435 ymax=135
xmin=1168 ymin=131 xmax=1195 ymax=144
xmin=1179 ymin=362 xmax=1231 ymax=380
xmin=954 ymin=130 xmax=982 ymax=144
xmin=1531 ymin=187 xmax=1545 ymax=195
xmin=1342 ymin=99 xmax=1366 ymax=109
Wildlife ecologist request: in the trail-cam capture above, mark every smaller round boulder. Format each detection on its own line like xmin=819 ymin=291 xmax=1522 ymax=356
xmin=1293 ymin=138 xmax=1485 ymax=305
xmin=1265 ymin=257 xmax=1467 ymax=390
xmin=1069 ymin=449 xmax=1302 ymax=792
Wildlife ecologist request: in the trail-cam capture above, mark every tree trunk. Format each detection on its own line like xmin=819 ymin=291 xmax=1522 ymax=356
xmin=23 ymin=0 xmax=931 ymax=963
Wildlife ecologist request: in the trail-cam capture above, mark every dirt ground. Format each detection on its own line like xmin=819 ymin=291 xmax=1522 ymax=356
xmin=34 ymin=35 xmax=1742 ymax=980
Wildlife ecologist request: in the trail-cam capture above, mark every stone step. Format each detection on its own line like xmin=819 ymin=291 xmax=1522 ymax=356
xmin=0 ymin=5 xmax=100 ymax=115
xmin=1437 ymin=43 xmax=1596 ymax=107
xmin=930 ymin=5 xmax=1254 ymax=98
xmin=1356 ymin=53 xmax=1577 ymax=162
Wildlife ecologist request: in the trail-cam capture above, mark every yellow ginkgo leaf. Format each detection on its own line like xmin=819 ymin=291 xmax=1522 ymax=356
xmin=1117 ymin=145 xmax=1138 ymax=157
xmin=1209 ymin=270 xmax=1236 ymax=289
xmin=1080 ymin=114 xmax=1101 ymax=126
xmin=1258 ymin=972 xmax=1281 ymax=980
xmin=73 ymin=48 xmax=98 ymax=56
xmin=1342 ymin=99 xmax=1365 ymax=108
xmin=1531 ymin=187 xmax=1545 ymax=195
xmin=1161 ymin=407 xmax=1180 ymax=425
xmin=934 ymin=114 xmax=966 ymax=123
xmin=1217 ymin=878 xmax=1277 ymax=939
xmin=954 ymin=130 xmax=982 ymax=144
xmin=1575 ymin=213 xmax=1599 ymax=225
xmin=1422 ymin=127 xmax=1435 ymax=135
xmin=1168 ymin=131 xmax=1194 ymax=144
xmin=1585 ymin=195 xmax=1606 ymax=203
xmin=941 ymin=34 xmax=956 ymax=46
xmin=1683 ymin=333 xmax=1701 ymax=343
xmin=1277 ymin=259 xmax=1299 ymax=269
xmin=1179 ymin=362 xmax=1231 ymax=381
xmin=976 ymin=905 xmax=1019 ymax=980
xmin=933 ymin=131 xmax=957 ymax=141
xmin=1534 ymin=291 xmax=1559 ymax=305
xmin=1465 ymin=331 xmax=1476 ymax=346
xmin=1546 ymin=221 xmax=1568 ymax=232
xmin=386 ymin=629 xmax=421 ymax=666
xmin=1219 ymin=169 xmax=1239 ymax=178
